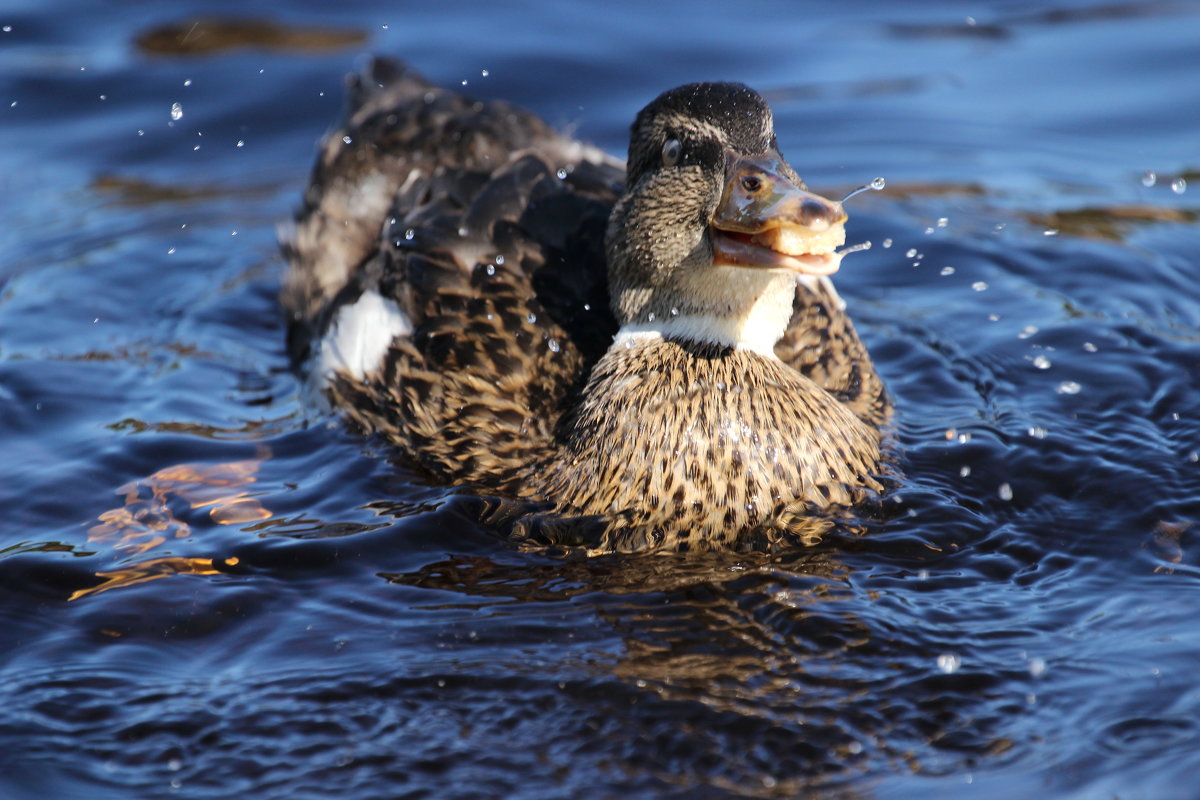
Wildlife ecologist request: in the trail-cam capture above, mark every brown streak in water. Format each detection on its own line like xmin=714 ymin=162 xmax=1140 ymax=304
xmin=1027 ymin=205 xmax=1197 ymax=241
xmin=90 ymin=174 xmax=282 ymax=208
xmin=135 ymin=18 xmax=367 ymax=57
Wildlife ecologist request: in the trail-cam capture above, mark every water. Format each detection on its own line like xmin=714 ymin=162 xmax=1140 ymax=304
xmin=3 ymin=2 xmax=1200 ymax=798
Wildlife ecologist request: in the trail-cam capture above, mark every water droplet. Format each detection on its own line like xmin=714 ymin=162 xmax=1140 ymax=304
xmin=998 ymin=483 xmax=1013 ymax=501
xmin=988 ymin=313 xmax=1000 ymax=322
xmin=381 ymin=22 xmax=389 ymax=29
xmin=167 ymin=247 xmax=176 ymax=255
xmin=1027 ymin=426 xmax=1047 ymax=439
xmin=1028 ymin=657 xmax=1047 ymax=678
xmin=136 ymin=129 xmax=144 ymax=136
xmin=1056 ymin=381 xmax=1082 ymax=395
xmin=527 ymin=312 xmax=537 ymax=324
xmin=481 ymin=69 xmax=489 ymax=77
xmin=457 ymin=226 xmax=469 ymax=238
xmin=972 ymin=281 xmax=988 ymax=291
xmin=944 ymin=428 xmax=957 ymax=440
xmin=870 ymin=176 xmax=886 ymax=191
xmin=881 ymin=238 xmax=893 ymax=248
xmin=1018 ymin=325 xmax=1039 ymax=339
xmin=495 ymin=254 xmax=505 ymax=265
xmin=1 ymin=25 xmax=11 ymax=33
xmin=183 ymin=79 xmax=192 ymax=87
xmin=461 ymin=79 xmax=468 ymax=87
xmin=957 ymin=432 xmax=971 ymax=444
xmin=937 ymin=654 xmax=961 ymax=674
xmin=924 ymin=226 xmax=935 ymax=235
xmin=940 ymin=266 xmax=955 ymax=276
xmin=1171 ymin=177 xmax=1187 ymax=194
xmin=1141 ymin=170 xmax=1157 ymax=187
xmin=905 ymin=248 xmax=918 ymax=258
xmin=404 ymin=228 xmax=415 ymax=240
xmin=1188 ymin=451 xmax=1199 ymax=463
xmin=1032 ymin=355 xmax=1051 ymax=370
xmin=342 ymin=135 xmax=352 ymax=144
xmin=556 ymin=168 xmax=568 ymax=180
xmin=236 ymin=139 xmax=244 ymax=148
xmin=937 ymin=217 xmax=948 ymax=228
xmin=582 ymin=303 xmax=591 ymax=311
xmin=485 ymin=264 xmax=495 ymax=276
xmin=959 ymin=466 xmax=971 ymax=477
xmin=548 ymin=338 xmax=560 ymax=353
xmin=99 ymin=94 xmax=106 ymax=101
xmin=1083 ymin=342 xmax=1097 ymax=353
xmin=1043 ymin=229 xmax=1059 ymax=236
xmin=669 ymin=307 xmax=679 ymax=317
xmin=169 ymin=102 xmax=183 ymax=121
xmin=647 ymin=312 xmax=656 ymax=322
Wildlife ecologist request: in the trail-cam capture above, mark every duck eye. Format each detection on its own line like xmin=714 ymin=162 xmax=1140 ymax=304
xmin=661 ymin=138 xmax=682 ymax=167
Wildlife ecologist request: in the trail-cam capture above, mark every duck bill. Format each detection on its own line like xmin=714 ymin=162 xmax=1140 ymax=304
xmin=709 ymin=152 xmax=848 ymax=276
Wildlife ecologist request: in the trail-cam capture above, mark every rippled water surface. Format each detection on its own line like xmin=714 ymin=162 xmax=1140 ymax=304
xmin=3 ymin=2 xmax=1200 ymax=798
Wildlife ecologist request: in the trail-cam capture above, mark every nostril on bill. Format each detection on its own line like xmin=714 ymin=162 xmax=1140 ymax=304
xmin=801 ymin=197 xmax=835 ymax=226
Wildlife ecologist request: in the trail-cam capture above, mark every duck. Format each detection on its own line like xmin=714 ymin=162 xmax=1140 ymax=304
xmin=282 ymin=58 xmax=889 ymax=554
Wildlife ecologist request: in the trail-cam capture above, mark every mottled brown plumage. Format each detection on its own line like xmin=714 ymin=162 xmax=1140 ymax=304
xmin=283 ymin=58 xmax=889 ymax=554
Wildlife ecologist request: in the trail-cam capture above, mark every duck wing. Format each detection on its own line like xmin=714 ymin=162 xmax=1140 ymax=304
xmin=775 ymin=276 xmax=890 ymax=429
xmin=282 ymin=58 xmax=622 ymax=493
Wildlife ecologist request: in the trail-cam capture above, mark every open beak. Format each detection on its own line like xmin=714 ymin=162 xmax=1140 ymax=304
xmin=709 ymin=151 xmax=848 ymax=276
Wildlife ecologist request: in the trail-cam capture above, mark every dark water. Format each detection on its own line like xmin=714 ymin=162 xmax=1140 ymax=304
xmin=3 ymin=2 xmax=1200 ymax=798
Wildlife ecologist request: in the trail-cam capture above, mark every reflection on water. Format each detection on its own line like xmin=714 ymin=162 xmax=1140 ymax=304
xmin=3 ymin=0 xmax=1200 ymax=798
xmin=68 ymin=455 xmax=271 ymax=599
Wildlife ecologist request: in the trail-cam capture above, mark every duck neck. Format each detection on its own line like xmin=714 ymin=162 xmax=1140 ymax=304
xmin=612 ymin=266 xmax=797 ymax=357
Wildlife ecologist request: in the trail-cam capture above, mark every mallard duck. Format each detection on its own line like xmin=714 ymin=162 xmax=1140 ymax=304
xmin=282 ymin=59 xmax=888 ymax=553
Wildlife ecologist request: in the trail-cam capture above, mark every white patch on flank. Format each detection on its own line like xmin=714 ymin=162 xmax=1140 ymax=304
xmin=316 ymin=289 xmax=412 ymax=383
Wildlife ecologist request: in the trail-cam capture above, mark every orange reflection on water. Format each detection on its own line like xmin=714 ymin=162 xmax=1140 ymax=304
xmin=69 ymin=555 xmax=241 ymax=602
xmin=77 ymin=454 xmax=272 ymax=600
xmin=89 ymin=455 xmax=272 ymax=552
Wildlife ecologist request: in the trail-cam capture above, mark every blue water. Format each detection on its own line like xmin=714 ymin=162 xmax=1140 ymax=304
xmin=2 ymin=2 xmax=1200 ymax=798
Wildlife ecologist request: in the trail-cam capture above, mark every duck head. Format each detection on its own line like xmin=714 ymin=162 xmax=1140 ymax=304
xmin=607 ymin=83 xmax=847 ymax=355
